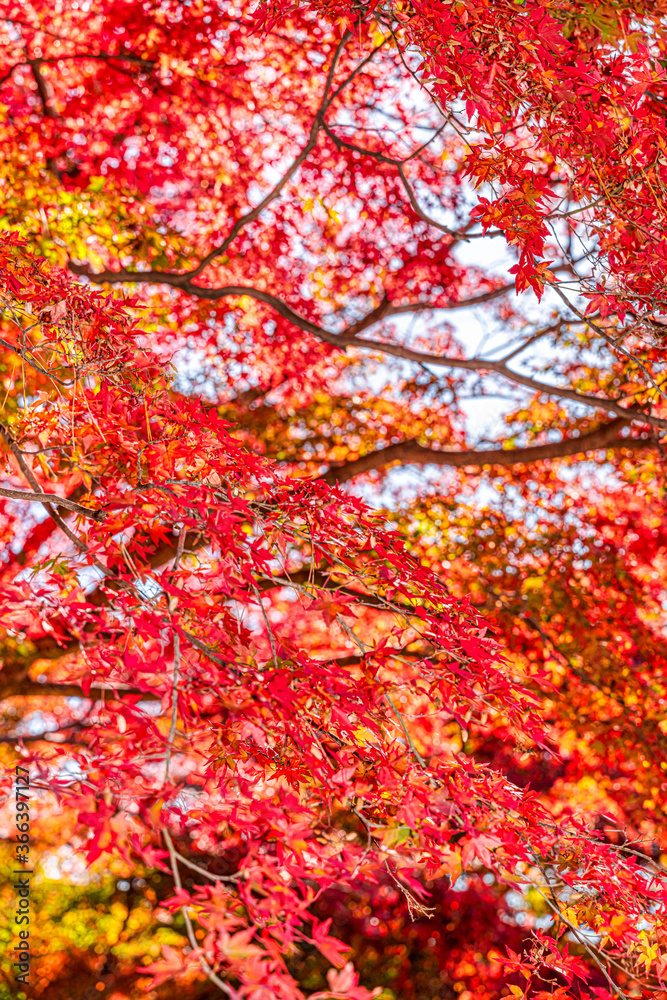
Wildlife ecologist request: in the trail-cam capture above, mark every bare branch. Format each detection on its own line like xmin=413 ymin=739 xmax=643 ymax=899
xmin=321 ymin=418 xmax=650 ymax=484
xmin=0 ymin=484 xmax=103 ymax=519
xmin=27 ymin=58 xmax=56 ymax=117
xmin=0 ymin=334 xmax=71 ymax=385
xmin=163 ymin=829 xmax=237 ymax=998
xmin=70 ymin=269 xmax=664 ymax=425
xmin=170 ymin=30 xmax=352 ymax=284
xmin=0 ymin=675 xmax=160 ymax=701
xmin=321 ymin=120 xmax=460 ymax=237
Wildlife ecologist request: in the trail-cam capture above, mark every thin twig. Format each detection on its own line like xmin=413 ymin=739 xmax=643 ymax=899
xmin=551 ymin=283 xmax=667 ymax=407
xmin=384 ymin=692 xmax=426 ymax=768
xmin=163 ymin=829 xmax=237 ymax=998
xmin=171 ymin=849 xmax=240 ymax=883
xmin=0 ymin=484 xmax=102 ymax=519
xmin=164 ymin=633 xmax=180 ymax=783
xmin=165 ymin=526 xmax=187 ymax=781
xmin=179 ymin=30 xmax=353 ymax=282
xmin=0 ymin=422 xmax=102 ymax=548
xmin=250 ymin=580 xmax=279 ymax=668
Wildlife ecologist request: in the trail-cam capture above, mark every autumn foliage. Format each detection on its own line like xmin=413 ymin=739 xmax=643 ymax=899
xmin=1 ymin=1 xmax=667 ymax=999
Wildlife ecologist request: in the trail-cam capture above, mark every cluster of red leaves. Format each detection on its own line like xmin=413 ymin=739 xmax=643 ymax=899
xmin=3 ymin=0 xmax=667 ymax=997
xmin=264 ymin=0 xmax=667 ymax=307
xmin=0 ymin=236 xmax=664 ymax=997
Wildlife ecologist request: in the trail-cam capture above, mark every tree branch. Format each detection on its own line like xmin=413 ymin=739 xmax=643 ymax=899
xmin=67 ymin=268 xmax=667 ymax=429
xmin=0 ymin=484 xmax=103 ymax=520
xmin=321 ymin=120 xmax=462 ymax=237
xmin=156 ymin=31 xmax=352 ymax=285
xmin=27 ymin=58 xmax=56 ymax=117
xmin=321 ymin=418 xmax=650 ymax=484
xmin=163 ymin=829 xmax=237 ymax=998
xmin=0 ymin=422 xmax=104 ymax=542
xmin=0 ymin=678 xmax=159 ymax=701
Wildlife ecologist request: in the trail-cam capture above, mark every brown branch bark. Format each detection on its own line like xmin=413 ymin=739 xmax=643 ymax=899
xmin=0 ymin=485 xmax=103 ymax=519
xmin=0 ymin=678 xmax=157 ymax=700
xmin=27 ymin=58 xmax=56 ymax=117
xmin=321 ymin=418 xmax=650 ymax=484
xmin=67 ymin=266 xmax=667 ymax=430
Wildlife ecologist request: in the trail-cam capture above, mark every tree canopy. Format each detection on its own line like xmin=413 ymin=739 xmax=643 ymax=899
xmin=1 ymin=1 xmax=667 ymax=998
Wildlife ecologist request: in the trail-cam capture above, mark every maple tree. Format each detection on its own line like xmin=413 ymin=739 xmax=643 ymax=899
xmin=2 ymin=0 xmax=667 ymax=998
